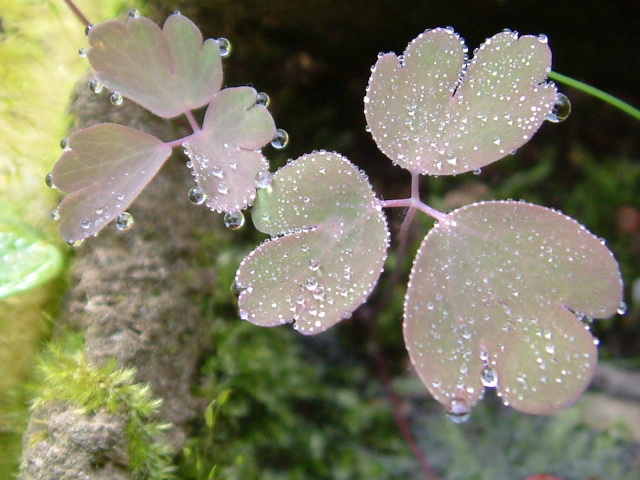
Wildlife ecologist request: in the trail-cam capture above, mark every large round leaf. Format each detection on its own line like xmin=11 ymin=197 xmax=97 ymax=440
xmin=235 ymin=151 xmax=389 ymax=334
xmin=87 ymin=13 xmax=222 ymax=118
xmin=404 ymin=201 xmax=622 ymax=415
xmin=365 ymin=28 xmax=557 ymax=175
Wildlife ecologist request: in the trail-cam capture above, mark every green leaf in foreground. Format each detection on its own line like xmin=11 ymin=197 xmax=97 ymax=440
xmin=0 ymin=217 xmax=63 ymax=299
xmin=404 ymin=201 xmax=622 ymax=417
xmin=235 ymin=151 xmax=389 ymax=334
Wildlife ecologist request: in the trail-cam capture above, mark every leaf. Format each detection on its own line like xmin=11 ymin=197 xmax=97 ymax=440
xmin=365 ymin=28 xmax=557 ymax=175
xmin=52 ymin=123 xmax=172 ymax=243
xmin=0 ymin=211 xmax=63 ymax=299
xmin=182 ymin=87 xmax=276 ymax=213
xmin=403 ymin=201 xmax=623 ymax=415
xmin=87 ymin=13 xmax=223 ymax=118
xmin=235 ymin=151 xmax=389 ymax=335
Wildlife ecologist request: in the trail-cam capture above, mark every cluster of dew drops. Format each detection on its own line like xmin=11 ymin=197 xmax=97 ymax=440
xmin=47 ymin=9 xmax=291 ymax=240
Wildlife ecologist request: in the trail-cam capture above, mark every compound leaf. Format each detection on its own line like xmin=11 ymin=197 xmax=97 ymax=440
xmin=235 ymin=151 xmax=389 ymax=334
xmin=404 ymin=201 xmax=622 ymax=416
xmin=365 ymin=28 xmax=557 ymax=175
xmin=87 ymin=13 xmax=222 ymax=118
xmin=52 ymin=123 xmax=172 ymax=243
xmin=0 ymin=210 xmax=63 ymax=299
xmin=182 ymin=87 xmax=276 ymax=213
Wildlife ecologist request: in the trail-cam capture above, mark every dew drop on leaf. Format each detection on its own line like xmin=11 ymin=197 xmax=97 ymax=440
xmin=216 ymin=37 xmax=231 ymax=58
xmin=217 ymin=183 xmax=229 ymax=195
xmin=271 ymin=128 xmax=289 ymax=149
xmin=67 ymin=239 xmax=84 ymax=247
xmin=481 ymin=366 xmax=498 ymax=388
xmin=255 ymin=170 xmax=273 ymax=188
xmin=128 ymin=8 xmax=140 ymax=18
xmin=88 ymin=79 xmax=103 ymax=94
xmin=445 ymin=398 xmax=471 ymax=424
xmin=110 ymin=92 xmax=123 ymax=106
xmin=188 ymin=186 xmax=206 ymax=205
xmin=80 ymin=218 xmax=91 ymax=229
xmin=115 ymin=212 xmax=134 ymax=231
xmin=617 ymin=301 xmax=627 ymax=315
xmin=45 ymin=172 xmax=56 ymax=189
xmin=78 ymin=47 xmax=87 ymax=57
xmin=255 ymin=92 xmax=270 ymax=107
xmin=59 ymin=138 xmax=68 ymax=150
xmin=224 ymin=211 xmax=245 ymax=230
xmin=50 ymin=209 xmax=60 ymax=221
xmin=84 ymin=24 xmax=93 ymax=37
xmin=547 ymin=92 xmax=571 ymax=123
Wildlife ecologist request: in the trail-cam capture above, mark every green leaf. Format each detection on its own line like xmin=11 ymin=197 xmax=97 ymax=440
xmin=87 ymin=13 xmax=223 ymax=118
xmin=0 ymin=214 xmax=63 ymax=299
xmin=235 ymin=151 xmax=389 ymax=334
xmin=365 ymin=28 xmax=557 ymax=175
xmin=404 ymin=201 xmax=623 ymax=416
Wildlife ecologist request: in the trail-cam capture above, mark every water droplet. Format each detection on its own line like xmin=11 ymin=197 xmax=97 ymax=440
xmin=211 ymin=165 xmax=224 ymax=178
xmin=547 ymin=93 xmax=571 ymax=123
xmin=538 ymin=34 xmax=548 ymax=44
xmin=187 ymin=186 xmax=206 ymax=205
xmin=309 ymin=258 xmax=320 ymax=271
xmin=50 ymin=209 xmax=60 ymax=221
xmin=445 ymin=398 xmax=471 ymax=424
xmin=45 ymin=172 xmax=56 ymax=189
xmin=80 ymin=218 xmax=91 ymax=229
xmin=89 ymin=79 xmax=103 ymax=93
xmin=84 ymin=24 xmax=93 ymax=37
xmin=115 ymin=212 xmax=134 ymax=231
xmin=255 ymin=170 xmax=273 ymax=188
xmin=493 ymin=137 xmax=502 ymax=146
xmin=110 ymin=92 xmax=123 ymax=106
xmin=230 ymin=280 xmax=246 ymax=297
xmin=446 ymin=153 xmax=457 ymax=166
xmin=78 ymin=47 xmax=87 ymax=57
xmin=255 ymin=92 xmax=270 ymax=107
xmin=94 ymin=205 xmax=105 ymax=215
xmin=128 ymin=8 xmax=140 ymax=18
xmin=67 ymin=239 xmax=84 ymax=247
xmin=271 ymin=129 xmax=289 ymax=149
xmin=218 ymin=183 xmax=229 ymax=195
xmin=217 ymin=37 xmax=231 ymax=58
xmin=481 ymin=366 xmax=498 ymax=388
xmin=59 ymin=137 xmax=69 ymax=150
xmin=545 ymin=343 xmax=556 ymax=354
xmin=224 ymin=211 xmax=244 ymax=230
xmin=305 ymin=277 xmax=318 ymax=291
xmin=617 ymin=301 xmax=627 ymax=315
xmin=472 ymin=168 xmax=482 ymax=175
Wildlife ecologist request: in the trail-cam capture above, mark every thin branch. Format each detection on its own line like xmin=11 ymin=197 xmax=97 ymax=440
xmin=62 ymin=0 xmax=92 ymax=27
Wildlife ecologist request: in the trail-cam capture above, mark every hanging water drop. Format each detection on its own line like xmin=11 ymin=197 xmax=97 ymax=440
xmin=547 ymin=93 xmax=571 ymax=123
xmin=45 ymin=172 xmax=57 ymax=189
xmin=481 ymin=366 xmax=498 ymax=388
xmin=224 ymin=211 xmax=245 ymax=230
xmin=445 ymin=398 xmax=471 ymax=424
xmin=255 ymin=170 xmax=273 ymax=188
xmin=128 ymin=8 xmax=140 ymax=18
xmin=115 ymin=212 xmax=134 ymax=231
xmin=217 ymin=38 xmax=231 ymax=58
xmin=50 ymin=209 xmax=61 ymax=221
xmin=230 ymin=280 xmax=246 ymax=297
xmin=255 ymin=92 xmax=270 ymax=107
xmin=110 ymin=92 xmax=123 ymax=106
xmin=60 ymin=137 xmax=69 ymax=150
xmin=271 ymin=129 xmax=289 ymax=149
xmin=78 ymin=47 xmax=87 ymax=57
xmin=89 ymin=79 xmax=103 ymax=94
xmin=84 ymin=24 xmax=93 ymax=37
xmin=617 ymin=301 xmax=627 ymax=315
xmin=472 ymin=168 xmax=482 ymax=175
xmin=188 ymin=186 xmax=206 ymax=205
xmin=67 ymin=239 xmax=84 ymax=247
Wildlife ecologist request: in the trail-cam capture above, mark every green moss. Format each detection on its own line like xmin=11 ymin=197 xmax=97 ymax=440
xmin=30 ymin=331 xmax=175 ymax=480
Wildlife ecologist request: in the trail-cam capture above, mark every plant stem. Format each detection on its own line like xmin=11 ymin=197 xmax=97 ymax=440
xmin=550 ymin=71 xmax=640 ymax=122
xmin=184 ymin=110 xmax=202 ymax=133
xmin=61 ymin=0 xmax=92 ymax=27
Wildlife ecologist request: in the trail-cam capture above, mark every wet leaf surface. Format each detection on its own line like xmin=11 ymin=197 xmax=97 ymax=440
xmin=235 ymin=151 xmax=389 ymax=334
xmin=365 ymin=28 xmax=557 ymax=175
xmin=52 ymin=123 xmax=172 ymax=242
xmin=182 ymin=87 xmax=275 ymax=213
xmin=87 ymin=13 xmax=222 ymax=118
xmin=404 ymin=201 xmax=623 ymax=415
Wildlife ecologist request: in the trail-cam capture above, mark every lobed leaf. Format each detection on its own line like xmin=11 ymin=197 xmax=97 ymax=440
xmin=0 ymin=210 xmax=63 ymax=299
xmin=52 ymin=123 xmax=172 ymax=243
xmin=235 ymin=151 xmax=389 ymax=334
xmin=404 ymin=201 xmax=622 ymax=415
xmin=365 ymin=28 xmax=557 ymax=175
xmin=87 ymin=13 xmax=223 ymax=118
xmin=182 ymin=87 xmax=276 ymax=213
